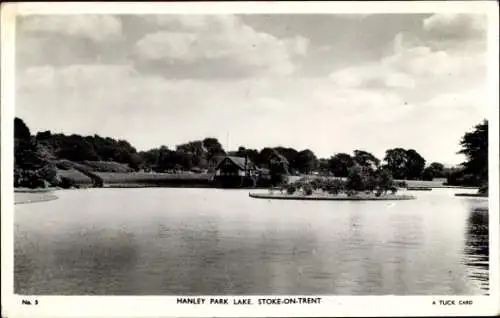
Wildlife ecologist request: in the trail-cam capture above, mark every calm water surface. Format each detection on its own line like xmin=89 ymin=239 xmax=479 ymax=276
xmin=15 ymin=188 xmax=489 ymax=295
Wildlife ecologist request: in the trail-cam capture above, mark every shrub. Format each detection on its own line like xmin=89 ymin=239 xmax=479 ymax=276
xmin=446 ymin=169 xmax=480 ymax=187
xmin=287 ymin=185 xmax=296 ymax=194
xmin=478 ymin=184 xmax=488 ymax=195
xmin=394 ymin=181 xmax=408 ymax=188
xmin=59 ymin=177 xmax=76 ymax=189
xmin=303 ymin=184 xmax=313 ymax=195
xmin=375 ymin=168 xmax=394 ymax=192
xmin=326 ymin=178 xmax=344 ymax=195
xmin=346 ymin=165 xmax=374 ymax=192
xmin=15 ymin=169 xmax=47 ymax=189
xmin=39 ymin=164 xmax=60 ymax=186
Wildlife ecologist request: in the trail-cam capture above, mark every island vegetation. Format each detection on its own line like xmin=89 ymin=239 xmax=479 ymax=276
xmin=14 ymin=117 xmax=488 ymax=195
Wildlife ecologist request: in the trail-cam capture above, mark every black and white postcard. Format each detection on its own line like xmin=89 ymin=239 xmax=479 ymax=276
xmin=1 ymin=1 xmax=499 ymax=317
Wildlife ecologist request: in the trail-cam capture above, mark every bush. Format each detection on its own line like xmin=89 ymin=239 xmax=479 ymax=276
xmin=346 ymin=165 xmax=376 ymax=192
xmin=39 ymin=164 xmax=60 ymax=186
xmin=421 ymin=167 xmax=435 ymax=181
xmin=478 ymin=184 xmax=488 ymax=195
xmin=394 ymin=181 xmax=408 ymax=188
xmin=303 ymin=184 xmax=313 ymax=195
xmin=310 ymin=179 xmax=321 ymax=190
xmin=287 ymin=185 xmax=296 ymax=194
xmin=375 ymin=168 xmax=394 ymax=192
xmin=15 ymin=169 xmax=47 ymax=189
xmin=326 ymin=178 xmax=344 ymax=195
xmin=59 ymin=177 xmax=77 ymax=189
xmin=446 ymin=169 xmax=480 ymax=186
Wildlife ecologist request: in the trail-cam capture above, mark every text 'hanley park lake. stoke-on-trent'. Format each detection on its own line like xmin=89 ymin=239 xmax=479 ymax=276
xmin=15 ymin=187 xmax=488 ymax=296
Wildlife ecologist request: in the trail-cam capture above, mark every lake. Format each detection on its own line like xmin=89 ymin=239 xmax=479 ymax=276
xmin=14 ymin=188 xmax=489 ymax=295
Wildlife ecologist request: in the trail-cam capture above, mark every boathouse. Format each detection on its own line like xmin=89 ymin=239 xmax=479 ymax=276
xmin=213 ymin=156 xmax=257 ymax=187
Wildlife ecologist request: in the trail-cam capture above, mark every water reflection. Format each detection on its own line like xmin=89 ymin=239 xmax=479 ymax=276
xmin=463 ymin=204 xmax=489 ymax=293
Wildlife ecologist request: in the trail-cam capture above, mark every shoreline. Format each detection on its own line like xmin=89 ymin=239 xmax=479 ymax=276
xmin=15 ymin=191 xmax=58 ymax=205
xmin=14 ymin=188 xmax=58 ymax=193
xmin=454 ymin=193 xmax=488 ymax=198
xmin=13 ymin=183 xmax=480 ymax=191
xmin=249 ymin=192 xmax=416 ymax=201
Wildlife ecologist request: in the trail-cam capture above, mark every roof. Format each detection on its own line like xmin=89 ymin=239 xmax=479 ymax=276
xmin=210 ymin=154 xmax=226 ymax=162
xmin=216 ymin=156 xmax=256 ymax=171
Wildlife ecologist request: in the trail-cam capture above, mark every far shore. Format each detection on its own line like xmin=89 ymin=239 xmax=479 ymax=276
xmin=454 ymin=193 xmax=488 ymax=198
xmin=15 ymin=191 xmax=58 ymax=205
xmin=249 ymin=192 xmax=416 ymax=201
xmin=14 ymin=187 xmax=57 ymax=193
xmin=13 ymin=174 xmax=481 ymax=204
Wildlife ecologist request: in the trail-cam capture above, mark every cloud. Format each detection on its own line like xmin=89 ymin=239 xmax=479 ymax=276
xmin=421 ymin=88 xmax=487 ymax=119
xmin=16 ymin=15 xmax=129 ymax=68
xmin=383 ymin=45 xmax=485 ymax=78
xmin=132 ymin=15 xmax=309 ymax=78
xmin=18 ymin=15 xmax=123 ymax=42
xmin=423 ymin=14 xmax=487 ymax=42
xmin=14 ymin=14 xmax=490 ymax=164
xmin=328 ymin=12 xmax=487 ymax=95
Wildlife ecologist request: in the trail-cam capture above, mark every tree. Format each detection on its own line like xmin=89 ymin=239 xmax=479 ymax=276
xmin=421 ymin=167 xmax=435 ymax=181
xmin=56 ymin=135 xmax=99 ymax=162
xmin=176 ymin=140 xmax=206 ymax=167
xmin=318 ymin=158 xmax=330 ymax=174
xmin=422 ymin=162 xmax=445 ymax=181
xmin=375 ymin=168 xmax=394 ymax=193
xmin=328 ymin=153 xmax=354 ymax=177
xmin=429 ymin=162 xmax=445 ymax=176
xmin=458 ymin=120 xmax=488 ymax=185
xmin=234 ymin=146 xmax=259 ymax=165
xmin=14 ymin=118 xmax=48 ymax=171
xmin=405 ymin=149 xmax=426 ymax=180
xmin=384 ymin=148 xmax=426 ymax=180
xmin=274 ymin=147 xmax=299 ymax=168
xmin=353 ymin=150 xmax=380 ymax=170
xmin=384 ymin=148 xmax=407 ymax=179
xmin=258 ymin=147 xmax=275 ymax=168
xmin=268 ymin=149 xmax=289 ymax=185
xmin=203 ymin=137 xmax=225 ymax=160
xmin=14 ymin=140 xmax=46 ymax=170
xmin=346 ymin=165 xmax=368 ymax=192
xmin=293 ymin=149 xmax=318 ymax=174
xmin=14 ymin=117 xmax=31 ymax=141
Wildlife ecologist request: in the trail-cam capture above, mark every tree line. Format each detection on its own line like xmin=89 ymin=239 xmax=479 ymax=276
xmin=14 ymin=117 xmax=488 ymax=188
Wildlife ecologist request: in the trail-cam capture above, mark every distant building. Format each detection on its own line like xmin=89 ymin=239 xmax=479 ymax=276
xmin=207 ymin=155 xmax=226 ymax=173
xmin=213 ymin=156 xmax=257 ymax=187
xmin=214 ymin=156 xmax=257 ymax=177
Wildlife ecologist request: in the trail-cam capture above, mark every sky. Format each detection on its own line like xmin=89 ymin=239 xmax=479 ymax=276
xmin=15 ymin=13 xmax=489 ymax=165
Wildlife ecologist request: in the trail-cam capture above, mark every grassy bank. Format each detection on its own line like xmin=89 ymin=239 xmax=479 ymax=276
xmin=15 ymin=191 xmax=58 ymax=204
xmin=455 ymin=193 xmax=488 ymax=198
xmin=14 ymin=187 xmax=55 ymax=193
xmin=96 ymin=172 xmax=213 ymax=187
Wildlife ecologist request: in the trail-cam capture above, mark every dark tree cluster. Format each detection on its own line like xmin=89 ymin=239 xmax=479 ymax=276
xmin=17 ymin=116 xmax=484 ymax=189
xmin=383 ymin=148 xmax=426 ymax=180
xmin=140 ymin=137 xmax=226 ymax=173
xmin=446 ymin=120 xmax=488 ymax=187
xmin=288 ymin=165 xmax=397 ymax=197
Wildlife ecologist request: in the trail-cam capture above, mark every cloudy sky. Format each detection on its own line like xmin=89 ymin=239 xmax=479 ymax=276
xmin=15 ymin=13 xmax=489 ymax=165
